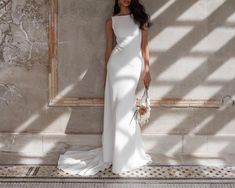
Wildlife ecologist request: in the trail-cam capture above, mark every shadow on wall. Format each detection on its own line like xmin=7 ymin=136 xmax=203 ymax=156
xmin=0 ymin=0 xmax=235 ymax=162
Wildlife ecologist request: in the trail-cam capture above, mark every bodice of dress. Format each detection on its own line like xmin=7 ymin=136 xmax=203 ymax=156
xmin=111 ymin=15 xmax=142 ymax=54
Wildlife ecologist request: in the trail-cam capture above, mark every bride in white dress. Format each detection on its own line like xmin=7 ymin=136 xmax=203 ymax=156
xmin=57 ymin=0 xmax=153 ymax=176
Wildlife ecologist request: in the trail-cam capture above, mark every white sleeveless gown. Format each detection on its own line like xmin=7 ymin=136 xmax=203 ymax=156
xmin=57 ymin=14 xmax=152 ymax=176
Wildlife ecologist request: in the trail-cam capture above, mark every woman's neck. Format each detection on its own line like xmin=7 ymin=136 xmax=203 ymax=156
xmin=119 ymin=7 xmax=131 ymax=15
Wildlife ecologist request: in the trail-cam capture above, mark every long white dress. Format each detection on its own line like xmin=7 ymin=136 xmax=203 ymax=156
xmin=57 ymin=14 xmax=152 ymax=176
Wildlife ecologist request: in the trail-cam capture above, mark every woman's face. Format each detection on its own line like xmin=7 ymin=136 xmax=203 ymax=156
xmin=119 ymin=0 xmax=131 ymax=7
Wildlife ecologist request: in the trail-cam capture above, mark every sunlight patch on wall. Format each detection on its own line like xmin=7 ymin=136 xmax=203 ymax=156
xmin=150 ymin=113 xmax=188 ymax=133
xmin=157 ymin=57 xmax=206 ymax=81
xmin=215 ymin=118 xmax=235 ymax=135
xmin=15 ymin=114 xmax=40 ymax=132
xmin=149 ymin=56 xmax=158 ymax=66
xmin=58 ymin=84 xmax=75 ymax=98
xmin=191 ymin=28 xmax=235 ymax=52
xmin=207 ymin=139 xmax=230 ymax=153
xmin=226 ymin=12 xmax=235 ymax=24
xmin=152 ymin=85 xmax=173 ymax=98
xmin=56 ymin=69 xmax=88 ymax=98
xmin=177 ymin=0 xmax=226 ymax=21
xmin=166 ymin=142 xmax=182 ymax=155
xmin=190 ymin=144 xmax=207 ymax=154
xmin=206 ymin=0 xmax=227 ymax=19
xmin=149 ymin=26 xmax=193 ymax=52
xmin=77 ymin=69 xmax=88 ymax=81
xmin=177 ymin=0 xmax=206 ymax=21
xmin=150 ymin=0 xmax=176 ymax=20
xmin=43 ymin=111 xmax=72 ymax=133
xmin=206 ymin=58 xmax=235 ymax=81
xmin=184 ymin=85 xmax=221 ymax=98
xmin=189 ymin=115 xmax=214 ymax=135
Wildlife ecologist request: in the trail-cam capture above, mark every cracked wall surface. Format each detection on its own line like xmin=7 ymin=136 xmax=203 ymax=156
xmin=0 ymin=0 xmax=48 ymax=69
xmin=0 ymin=0 xmax=66 ymax=133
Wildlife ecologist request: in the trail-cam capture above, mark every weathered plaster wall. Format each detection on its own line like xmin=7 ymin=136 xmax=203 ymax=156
xmin=0 ymin=0 xmax=71 ymax=134
xmin=0 ymin=0 xmax=235 ymax=163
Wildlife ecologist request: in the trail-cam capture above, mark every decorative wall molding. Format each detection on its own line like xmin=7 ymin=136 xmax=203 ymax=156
xmin=48 ymin=0 xmax=221 ymax=108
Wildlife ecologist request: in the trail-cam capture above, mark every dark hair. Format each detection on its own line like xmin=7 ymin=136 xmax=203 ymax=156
xmin=113 ymin=0 xmax=152 ymax=30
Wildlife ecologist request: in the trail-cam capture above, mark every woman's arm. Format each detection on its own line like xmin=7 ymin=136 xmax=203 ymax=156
xmin=141 ymin=23 xmax=151 ymax=89
xmin=104 ymin=18 xmax=114 ymax=87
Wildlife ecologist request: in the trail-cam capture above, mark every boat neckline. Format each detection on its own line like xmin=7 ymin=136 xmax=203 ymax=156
xmin=113 ymin=14 xmax=132 ymax=17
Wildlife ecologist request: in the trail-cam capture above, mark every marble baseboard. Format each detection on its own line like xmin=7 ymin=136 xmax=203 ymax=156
xmin=0 ymin=133 xmax=235 ymax=165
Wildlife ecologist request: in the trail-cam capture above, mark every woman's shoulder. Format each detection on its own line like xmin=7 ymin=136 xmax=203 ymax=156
xmin=106 ymin=16 xmax=112 ymax=21
xmin=106 ymin=17 xmax=112 ymax=25
xmin=105 ymin=17 xmax=113 ymax=29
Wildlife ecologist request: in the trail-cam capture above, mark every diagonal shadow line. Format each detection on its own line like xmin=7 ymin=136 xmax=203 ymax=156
xmin=0 ymin=0 xmax=137 ymax=163
xmin=134 ymin=0 xmax=200 ymax=125
xmin=150 ymin=7 xmax=235 ymax=123
xmin=153 ymin=75 xmax=235 ymax=136
xmin=1 ymin=0 xmax=153 ymax=162
xmin=89 ymin=0 xmax=207 ymax=167
xmin=143 ymin=0 xmax=171 ymax=20
xmin=138 ymin=0 xmax=234 ymax=129
xmin=156 ymin=37 xmax=235 ymax=100
xmin=146 ymin=78 xmax=235 ymax=158
xmin=147 ymin=0 xmax=198 ymax=41
xmin=149 ymin=0 xmax=235 ymax=93
xmin=180 ymin=81 xmax=235 ymax=157
xmin=1 ymin=0 xmax=233 ymax=166
xmin=44 ymin=0 xmax=235 ymax=164
xmin=214 ymin=133 xmax=235 ymax=160
xmin=193 ymin=80 xmax=235 ymax=135
xmin=53 ymin=0 xmax=196 ymax=167
xmin=163 ymin=20 xmax=235 ymax=28
xmin=1 ymin=0 xmax=188 ymax=135
xmin=67 ymin=0 xmax=234 ymax=159
xmin=146 ymin=35 xmax=235 ymax=157
xmin=141 ymin=0 xmax=235 ymax=156
xmin=147 ymin=41 xmax=235 ymax=156
xmin=152 ymin=50 xmax=234 ymax=58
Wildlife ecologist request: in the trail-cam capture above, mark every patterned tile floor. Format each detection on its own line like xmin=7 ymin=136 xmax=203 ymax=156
xmin=0 ymin=165 xmax=235 ymax=179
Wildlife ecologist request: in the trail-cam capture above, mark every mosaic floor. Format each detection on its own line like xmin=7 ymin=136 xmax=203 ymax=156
xmin=0 ymin=165 xmax=235 ymax=179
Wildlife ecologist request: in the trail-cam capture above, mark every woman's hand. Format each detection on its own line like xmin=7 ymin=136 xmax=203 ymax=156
xmin=143 ymin=70 xmax=151 ymax=89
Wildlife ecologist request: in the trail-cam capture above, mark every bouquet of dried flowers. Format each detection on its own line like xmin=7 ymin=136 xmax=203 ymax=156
xmin=130 ymin=87 xmax=151 ymax=128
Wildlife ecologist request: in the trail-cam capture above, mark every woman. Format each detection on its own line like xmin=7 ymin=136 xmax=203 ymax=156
xmin=102 ymin=0 xmax=153 ymax=173
xmin=57 ymin=0 xmax=153 ymax=176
